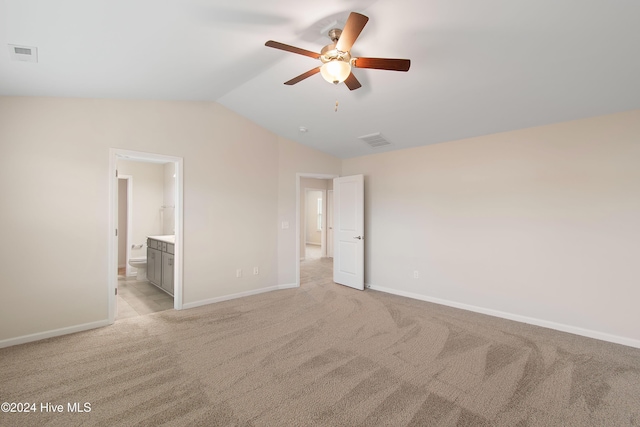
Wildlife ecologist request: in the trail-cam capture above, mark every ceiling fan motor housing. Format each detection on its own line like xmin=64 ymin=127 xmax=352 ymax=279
xmin=320 ymin=43 xmax=351 ymax=64
xmin=328 ymin=28 xmax=342 ymax=43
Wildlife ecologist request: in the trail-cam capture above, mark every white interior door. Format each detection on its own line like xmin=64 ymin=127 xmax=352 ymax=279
xmin=333 ymin=175 xmax=364 ymax=290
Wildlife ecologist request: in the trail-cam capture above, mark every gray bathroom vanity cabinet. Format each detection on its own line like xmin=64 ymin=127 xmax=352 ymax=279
xmin=147 ymin=236 xmax=174 ymax=296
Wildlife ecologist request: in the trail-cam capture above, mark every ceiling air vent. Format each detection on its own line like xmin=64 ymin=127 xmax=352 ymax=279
xmin=358 ymin=132 xmax=392 ymax=148
xmin=8 ymin=44 xmax=38 ymax=63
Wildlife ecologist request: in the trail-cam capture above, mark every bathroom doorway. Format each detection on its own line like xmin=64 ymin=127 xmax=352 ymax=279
xmin=115 ymin=161 xmax=174 ymax=319
xmin=108 ymin=149 xmax=184 ymax=324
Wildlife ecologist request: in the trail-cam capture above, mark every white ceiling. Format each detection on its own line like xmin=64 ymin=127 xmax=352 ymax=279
xmin=2 ymin=0 xmax=639 ymax=158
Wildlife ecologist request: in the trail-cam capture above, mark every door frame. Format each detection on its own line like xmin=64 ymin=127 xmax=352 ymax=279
xmin=327 ymin=189 xmax=334 ymax=258
xmin=295 ymin=173 xmax=338 ymax=286
xmin=108 ymin=148 xmax=184 ymax=323
xmin=117 ymin=175 xmax=134 ymax=277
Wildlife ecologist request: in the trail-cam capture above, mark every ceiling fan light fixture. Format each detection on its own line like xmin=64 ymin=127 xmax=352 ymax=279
xmin=320 ymin=60 xmax=351 ymax=84
xmin=265 ymin=12 xmax=409 ymax=90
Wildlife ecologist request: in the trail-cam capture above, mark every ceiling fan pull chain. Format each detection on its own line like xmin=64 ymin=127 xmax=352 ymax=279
xmin=335 ymin=100 xmax=339 ymax=112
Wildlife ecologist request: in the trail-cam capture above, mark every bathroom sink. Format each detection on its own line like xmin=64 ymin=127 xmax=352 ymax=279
xmin=147 ymin=235 xmax=175 ymax=244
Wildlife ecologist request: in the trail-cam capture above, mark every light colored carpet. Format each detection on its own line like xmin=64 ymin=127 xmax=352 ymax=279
xmin=1 ymin=258 xmax=639 ymax=426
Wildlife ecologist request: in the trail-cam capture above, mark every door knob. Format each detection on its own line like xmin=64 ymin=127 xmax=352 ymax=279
xmin=353 ymin=236 xmax=363 ymax=240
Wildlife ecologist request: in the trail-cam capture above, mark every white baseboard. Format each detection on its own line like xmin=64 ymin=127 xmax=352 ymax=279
xmin=182 ymin=283 xmax=299 ymax=310
xmin=0 ymin=283 xmax=301 ymax=348
xmin=0 ymin=319 xmax=112 ymax=349
xmin=366 ymin=283 xmax=640 ymax=350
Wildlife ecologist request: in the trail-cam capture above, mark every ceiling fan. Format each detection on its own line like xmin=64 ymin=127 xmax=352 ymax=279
xmin=265 ymin=12 xmax=410 ymax=90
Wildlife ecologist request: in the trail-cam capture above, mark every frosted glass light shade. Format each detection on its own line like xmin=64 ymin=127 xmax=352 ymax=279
xmin=320 ymin=60 xmax=351 ymax=84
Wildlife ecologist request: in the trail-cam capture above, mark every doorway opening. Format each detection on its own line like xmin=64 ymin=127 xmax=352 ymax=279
xmin=303 ymin=188 xmax=325 ymax=261
xmin=296 ymin=173 xmax=338 ymax=287
xmin=108 ymin=149 xmax=184 ymax=324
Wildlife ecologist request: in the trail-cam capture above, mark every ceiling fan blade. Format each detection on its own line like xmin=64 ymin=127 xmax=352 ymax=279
xmin=335 ymin=12 xmax=369 ymax=52
xmin=284 ymin=67 xmax=321 ymax=85
xmin=344 ymin=72 xmax=362 ymax=91
xmin=352 ymin=57 xmax=411 ymax=72
xmin=265 ymin=40 xmax=320 ymax=59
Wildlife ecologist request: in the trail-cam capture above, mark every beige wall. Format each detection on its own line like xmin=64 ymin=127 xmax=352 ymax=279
xmin=0 ymin=96 xmax=340 ymax=343
xmin=1 ymin=95 xmax=637 ymax=347
xmin=342 ymin=110 xmax=640 ymax=344
xmin=163 ymin=162 xmax=176 ymax=235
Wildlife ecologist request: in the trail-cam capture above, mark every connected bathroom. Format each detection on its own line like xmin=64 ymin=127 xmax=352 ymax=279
xmin=116 ymin=158 xmax=176 ymax=318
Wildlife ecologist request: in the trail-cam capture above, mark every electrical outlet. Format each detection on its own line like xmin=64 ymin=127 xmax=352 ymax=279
xmin=253 ymin=266 xmax=259 ymax=275
xmin=236 ymin=269 xmax=242 ymax=278
xmin=413 ymin=270 xmax=419 ymax=279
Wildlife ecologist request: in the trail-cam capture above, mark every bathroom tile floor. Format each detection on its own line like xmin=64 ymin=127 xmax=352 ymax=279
xmin=116 ymin=274 xmax=174 ymax=320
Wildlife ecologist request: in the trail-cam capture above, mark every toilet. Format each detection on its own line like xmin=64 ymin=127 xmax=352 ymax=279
xmin=128 ymin=257 xmax=147 ymax=281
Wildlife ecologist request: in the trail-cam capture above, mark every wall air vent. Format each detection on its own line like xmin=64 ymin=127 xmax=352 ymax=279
xmin=358 ymin=132 xmax=392 ymax=148
xmin=8 ymin=44 xmax=38 ymax=63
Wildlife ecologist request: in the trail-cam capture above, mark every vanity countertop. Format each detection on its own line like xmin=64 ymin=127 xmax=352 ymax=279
xmin=147 ymin=235 xmax=175 ymax=244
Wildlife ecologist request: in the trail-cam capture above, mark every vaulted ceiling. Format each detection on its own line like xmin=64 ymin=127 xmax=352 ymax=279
xmin=2 ymin=0 xmax=639 ymax=158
